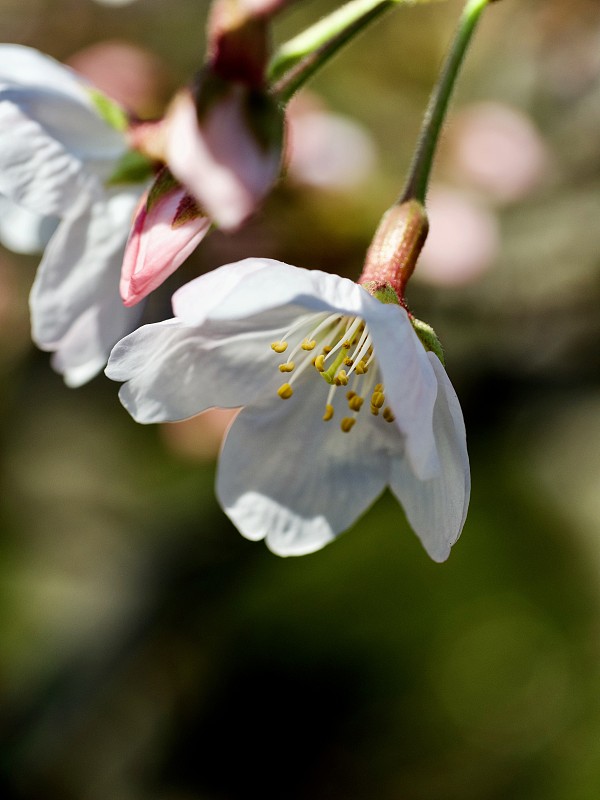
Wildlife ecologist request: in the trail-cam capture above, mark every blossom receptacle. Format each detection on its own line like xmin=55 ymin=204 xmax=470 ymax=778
xmin=207 ymin=0 xmax=291 ymax=87
xmin=360 ymin=200 xmax=429 ymax=304
xmin=106 ymin=258 xmax=470 ymax=562
xmin=120 ymin=169 xmax=211 ymax=306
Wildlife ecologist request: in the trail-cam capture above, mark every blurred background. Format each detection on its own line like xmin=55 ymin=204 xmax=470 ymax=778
xmin=2 ymin=0 xmax=600 ymax=798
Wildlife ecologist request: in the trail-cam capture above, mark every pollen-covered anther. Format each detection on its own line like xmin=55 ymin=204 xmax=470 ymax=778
xmin=371 ymin=388 xmax=385 ymax=409
xmin=323 ymin=346 xmax=332 ymax=353
xmin=271 ymin=342 xmax=288 ymax=353
xmin=383 ymin=406 xmax=395 ymax=422
xmin=315 ymin=354 xmax=326 ymax=372
xmin=278 ymin=383 xmax=293 ymax=399
xmin=355 ymin=361 xmax=367 ymax=374
xmin=348 ymin=395 xmax=364 ymax=412
xmin=341 ymin=417 xmax=356 ymax=433
xmin=301 ymin=339 xmax=316 ymax=351
xmin=370 ymin=404 xmax=380 ymax=416
xmin=279 ymin=362 xmax=295 ymax=373
xmin=334 ymin=370 xmax=348 ymax=386
xmin=346 ymin=390 xmax=356 ymax=400
xmin=344 ymin=358 xmax=354 ymax=367
xmin=323 ymin=404 xmax=334 ymax=421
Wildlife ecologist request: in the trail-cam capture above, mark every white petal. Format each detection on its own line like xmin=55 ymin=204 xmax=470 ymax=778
xmin=0 ymin=195 xmax=56 ymax=254
xmin=0 ymin=45 xmax=93 ymax=102
xmin=0 ymin=101 xmax=98 ymax=216
xmin=365 ymin=303 xmax=439 ymax=480
xmin=173 ymin=258 xmax=379 ymax=326
xmin=107 ymin=317 xmax=298 ymax=423
xmin=50 ymin=296 xmax=143 ymax=387
xmin=30 ymin=188 xmax=140 ymax=348
xmin=217 ymin=385 xmax=395 ymax=556
xmin=388 ymin=353 xmax=470 ymax=562
xmin=0 ymin=46 xmax=125 ymax=161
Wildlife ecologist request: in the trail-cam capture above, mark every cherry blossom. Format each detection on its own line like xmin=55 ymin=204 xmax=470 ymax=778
xmin=107 ymin=258 xmax=470 ymax=560
xmin=0 ymin=45 xmax=148 ymax=385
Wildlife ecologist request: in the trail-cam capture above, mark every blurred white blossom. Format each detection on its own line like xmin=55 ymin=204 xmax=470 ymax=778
xmin=0 ymin=45 xmax=149 ymax=385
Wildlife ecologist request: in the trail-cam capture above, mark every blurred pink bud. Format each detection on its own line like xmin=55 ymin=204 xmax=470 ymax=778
xmin=67 ymin=40 xmax=172 ymax=120
xmin=166 ymin=85 xmax=282 ymax=230
xmin=417 ymin=186 xmax=499 ymax=286
xmin=449 ymin=102 xmax=549 ymax=204
xmin=286 ymin=94 xmax=377 ymax=190
xmin=120 ymin=170 xmax=211 ymax=306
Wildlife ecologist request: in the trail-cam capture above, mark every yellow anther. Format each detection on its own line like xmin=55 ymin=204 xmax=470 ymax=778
xmin=277 ymin=383 xmax=293 ymax=399
xmin=334 ymin=370 xmax=349 ymax=386
xmin=322 ymin=404 xmax=334 ymax=422
xmin=315 ymin=354 xmax=326 ymax=372
xmin=346 ymin=390 xmax=357 ymax=400
xmin=383 ymin=407 xmax=395 ymax=422
xmin=341 ymin=417 xmax=356 ymax=433
xmin=370 ymin=404 xmax=380 ymax=416
xmin=323 ymin=345 xmax=332 ymax=353
xmin=343 ymin=340 xmax=352 ymax=349
xmin=348 ymin=395 xmax=364 ymax=412
xmin=271 ymin=341 xmax=288 ymax=353
xmin=371 ymin=390 xmax=385 ymax=409
xmin=355 ymin=361 xmax=367 ymax=374
xmin=279 ymin=362 xmax=295 ymax=373
xmin=344 ymin=358 xmax=354 ymax=367
xmin=374 ymin=383 xmax=383 ymax=392
xmin=301 ymin=339 xmax=316 ymax=351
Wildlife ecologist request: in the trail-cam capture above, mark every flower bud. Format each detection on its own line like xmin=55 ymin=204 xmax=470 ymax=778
xmin=165 ymin=78 xmax=283 ymax=230
xmin=120 ymin=168 xmax=211 ymax=306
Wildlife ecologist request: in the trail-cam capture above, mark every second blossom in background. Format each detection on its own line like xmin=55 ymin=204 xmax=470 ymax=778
xmin=0 ymin=44 xmax=150 ymax=385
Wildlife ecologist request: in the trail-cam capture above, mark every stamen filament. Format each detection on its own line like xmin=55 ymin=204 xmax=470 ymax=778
xmin=289 ymin=349 xmax=320 ymax=384
xmin=323 ymin=317 xmax=362 ymax=362
xmin=347 ymin=333 xmax=373 ymax=378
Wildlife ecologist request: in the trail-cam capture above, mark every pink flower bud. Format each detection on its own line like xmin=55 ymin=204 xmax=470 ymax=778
xmin=165 ymin=84 xmax=282 ymax=231
xmin=120 ymin=170 xmax=211 ymax=306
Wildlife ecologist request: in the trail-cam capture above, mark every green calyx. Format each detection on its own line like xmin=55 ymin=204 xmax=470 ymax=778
xmin=361 ymin=281 xmax=400 ymax=305
xmin=146 ymin=167 xmax=179 ymax=212
xmin=106 ymin=149 xmax=155 ymax=186
xmin=88 ymin=88 xmax=129 ymax=132
xmin=411 ymin=317 xmax=445 ymax=364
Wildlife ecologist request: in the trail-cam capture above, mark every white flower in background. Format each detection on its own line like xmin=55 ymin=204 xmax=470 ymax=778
xmin=106 ymin=258 xmax=470 ymax=560
xmin=0 ymin=44 xmax=148 ymax=386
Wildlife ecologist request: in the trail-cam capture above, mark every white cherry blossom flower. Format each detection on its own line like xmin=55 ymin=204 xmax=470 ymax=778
xmin=106 ymin=258 xmax=470 ymax=561
xmin=0 ymin=44 xmax=148 ymax=385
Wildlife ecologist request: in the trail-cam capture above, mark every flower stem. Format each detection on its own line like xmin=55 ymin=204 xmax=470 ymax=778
xmin=269 ymin=0 xmax=432 ymax=104
xmin=399 ymin=0 xmax=493 ymax=204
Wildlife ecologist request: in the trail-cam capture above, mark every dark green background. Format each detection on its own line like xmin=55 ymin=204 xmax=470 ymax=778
xmin=1 ymin=1 xmax=600 ymax=798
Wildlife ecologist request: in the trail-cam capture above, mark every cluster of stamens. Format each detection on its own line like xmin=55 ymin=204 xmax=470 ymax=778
xmin=270 ymin=313 xmax=397 ymax=433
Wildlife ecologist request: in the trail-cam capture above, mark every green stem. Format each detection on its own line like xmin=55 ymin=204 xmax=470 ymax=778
xmin=269 ymin=0 xmax=422 ymax=104
xmin=399 ymin=0 xmax=492 ymax=204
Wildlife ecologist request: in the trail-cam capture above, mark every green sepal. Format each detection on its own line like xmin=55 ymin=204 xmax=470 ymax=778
xmin=146 ymin=168 xmax=179 ymax=211
xmin=411 ymin=317 xmax=445 ymax=364
xmin=88 ymin=88 xmax=129 ymax=132
xmin=362 ymin=281 xmax=400 ymax=305
xmin=106 ymin=150 xmax=155 ymax=186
